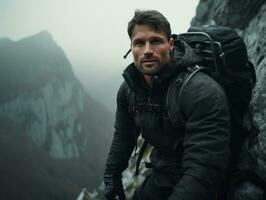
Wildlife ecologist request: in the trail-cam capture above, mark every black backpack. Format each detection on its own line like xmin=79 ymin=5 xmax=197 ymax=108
xmin=131 ymin=25 xmax=258 ymax=195
xmin=176 ymin=25 xmax=256 ymax=112
xmin=171 ymin=25 xmax=256 ymax=158
xmin=169 ymin=25 xmax=256 ymax=139
xmin=170 ymin=25 xmax=259 ymax=198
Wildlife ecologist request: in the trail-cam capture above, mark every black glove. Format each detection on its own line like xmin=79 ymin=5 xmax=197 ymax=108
xmin=104 ymin=174 xmax=125 ymax=200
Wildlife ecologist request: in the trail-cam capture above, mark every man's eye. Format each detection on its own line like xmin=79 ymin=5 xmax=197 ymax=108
xmin=134 ymin=41 xmax=145 ymax=47
xmin=151 ymin=39 xmax=163 ymax=45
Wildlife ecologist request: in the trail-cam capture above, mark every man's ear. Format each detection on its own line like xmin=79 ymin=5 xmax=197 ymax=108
xmin=169 ymin=38 xmax=174 ymax=51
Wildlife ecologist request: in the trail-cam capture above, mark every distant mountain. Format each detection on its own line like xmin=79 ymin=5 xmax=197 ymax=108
xmin=0 ymin=31 xmax=74 ymax=102
xmin=0 ymin=31 xmax=114 ymax=200
xmin=0 ymin=37 xmax=13 ymax=48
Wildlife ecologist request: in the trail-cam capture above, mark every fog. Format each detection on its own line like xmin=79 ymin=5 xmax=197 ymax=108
xmin=0 ymin=0 xmax=199 ymax=110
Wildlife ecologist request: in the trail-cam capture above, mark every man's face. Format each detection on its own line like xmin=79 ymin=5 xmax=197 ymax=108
xmin=130 ymin=25 xmax=173 ymax=75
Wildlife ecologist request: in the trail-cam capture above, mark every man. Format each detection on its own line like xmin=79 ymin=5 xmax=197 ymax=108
xmin=104 ymin=10 xmax=231 ymax=200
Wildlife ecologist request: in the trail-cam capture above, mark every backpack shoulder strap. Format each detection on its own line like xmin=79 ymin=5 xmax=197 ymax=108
xmin=166 ymin=65 xmax=205 ymax=127
xmin=127 ymin=89 xmax=136 ymax=113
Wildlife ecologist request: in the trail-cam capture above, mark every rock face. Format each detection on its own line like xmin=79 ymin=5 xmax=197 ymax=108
xmin=192 ymin=0 xmax=266 ymax=199
xmin=0 ymin=31 xmax=113 ymax=200
xmin=192 ymin=0 xmax=265 ymax=29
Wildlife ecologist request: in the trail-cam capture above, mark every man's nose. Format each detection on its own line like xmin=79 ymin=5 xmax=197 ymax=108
xmin=144 ymin=42 xmax=153 ymax=56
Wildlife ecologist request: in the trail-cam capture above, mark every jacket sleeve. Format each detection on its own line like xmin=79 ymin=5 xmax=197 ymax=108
xmin=169 ymin=72 xmax=231 ymax=200
xmin=104 ymin=82 xmax=137 ymax=176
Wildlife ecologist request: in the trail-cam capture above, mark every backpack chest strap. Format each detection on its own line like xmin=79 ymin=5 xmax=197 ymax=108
xmin=133 ymin=102 xmax=163 ymax=113
xmin=128 ymin=89 xmax=167 ymax=114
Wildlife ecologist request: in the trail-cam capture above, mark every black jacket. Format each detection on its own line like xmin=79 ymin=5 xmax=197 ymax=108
xmin=104 ymin=40 xmax=231 ymax=199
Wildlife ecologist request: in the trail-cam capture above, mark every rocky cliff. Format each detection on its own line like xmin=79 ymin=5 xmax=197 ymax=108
xmin=191 ymin=1 xmax=266 ymax=199
xmin=0 ymin=31 xmax=114 ymax=200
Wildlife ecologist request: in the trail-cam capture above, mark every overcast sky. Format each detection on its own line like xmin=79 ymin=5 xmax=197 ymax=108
xmin=0 ymin=0 xmax=199 ymax=82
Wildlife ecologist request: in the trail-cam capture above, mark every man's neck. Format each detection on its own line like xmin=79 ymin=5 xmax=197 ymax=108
xmin=144 ymin=75 xmax=153 ymax=88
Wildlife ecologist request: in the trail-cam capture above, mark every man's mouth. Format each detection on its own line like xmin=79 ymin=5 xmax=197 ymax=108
xmin=141 ymin=59 xmax=158 ymax=63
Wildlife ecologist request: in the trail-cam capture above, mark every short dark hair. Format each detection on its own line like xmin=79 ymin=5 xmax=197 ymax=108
xmin=127 ymin=10 xmax=172 ymax=40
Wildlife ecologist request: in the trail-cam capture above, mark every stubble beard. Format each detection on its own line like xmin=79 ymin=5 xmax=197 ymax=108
xmin=135 ymin=62 xmax=166 ymax=75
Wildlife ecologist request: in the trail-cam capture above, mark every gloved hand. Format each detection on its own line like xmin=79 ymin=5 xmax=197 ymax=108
xmin=104 ymin=174 xmax=125 ymax=200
